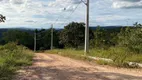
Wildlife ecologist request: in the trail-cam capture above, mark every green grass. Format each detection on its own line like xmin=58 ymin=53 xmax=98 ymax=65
xmin=90 ymin=47 xmax=142 ymax=65
xmin=0 ymin=43 xmax=34 ymax=80
xmin=46 ymin=49 xmax=92 ymax=61
xmin=46 ymin=47 xmax=142 ymax=68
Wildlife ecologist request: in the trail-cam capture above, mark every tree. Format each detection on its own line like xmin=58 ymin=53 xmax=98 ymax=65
xmin=60 ymin=22 xmax=94 ymax=48
xmin=118 ymin=23 xmax=142 ymax=53
xmin=0 ymin=14 xmax=6 ymax=22
xmin=36 ymin=29 xmax=60 ymax=50
xmin=133 ymin=22 xmax=142 ymax=27
xmin=93 ymin=26 xmax=105 ymax=48
xmin=2 ymin=30 xmax=34 ymax=49
xmin=90 ymin=26 xmax=121 ymax=49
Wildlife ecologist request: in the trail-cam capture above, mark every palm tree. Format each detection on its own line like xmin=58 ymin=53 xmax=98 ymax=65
xmin=0 ymin=14 xmax=6 ymax=23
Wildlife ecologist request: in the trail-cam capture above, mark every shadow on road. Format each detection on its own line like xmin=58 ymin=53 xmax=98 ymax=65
xmin=16 ymin=66 xmax=142 ymax=80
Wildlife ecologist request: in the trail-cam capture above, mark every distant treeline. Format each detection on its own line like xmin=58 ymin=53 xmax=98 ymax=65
xmin=0 ymin=22 xmax=142 ymax=53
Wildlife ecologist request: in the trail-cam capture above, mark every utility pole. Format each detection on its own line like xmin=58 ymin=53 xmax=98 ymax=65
xmin=51 ymin=24 xmax=53 ymax=50
xmin=84 ymin=0 xmax=89 ymax=55
xmin=34 ymin=31 xmax=36 ymax=52
xmin=126 ymin=18 xmax=130 ymax=26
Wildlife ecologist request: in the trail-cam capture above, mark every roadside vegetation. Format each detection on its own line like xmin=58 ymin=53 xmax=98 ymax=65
xmin=47 ymin=47 xmax=142 ymax=68
xmin=0 ymin=22 xmax=142 ymax=68
xmin=0 ymin=43 xmax=33 ymax=80
xmin=46 ymin=49 xmax=89 ymax=61
xmin=47 ymin=22 xmax=142 ymax=68
xmin=90 ymin=47 xmax=142 ymax=67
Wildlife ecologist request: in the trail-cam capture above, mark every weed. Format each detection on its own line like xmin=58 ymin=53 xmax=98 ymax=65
xmin=0 ymin=43 xmax=33 ymax=80
xmin=46 ymin=47 xmax=142 ymax=68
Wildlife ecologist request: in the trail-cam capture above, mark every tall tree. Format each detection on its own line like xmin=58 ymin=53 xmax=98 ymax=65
xmin=3 ymin=30 xmax=34 ymax=49
xmin=0 ymin=14 xmax=6 ymax=22
xmin=118 ymin=23 xmax=142 ymax=53
xmin=60 ymin=22 xmax=94 ymax=48
xmin=36 ymin=29 xmax=60 ymax=50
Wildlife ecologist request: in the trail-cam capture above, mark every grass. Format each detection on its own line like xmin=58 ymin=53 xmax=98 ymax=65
xmin=46 ymin=49 xmax=92 ymax=61
xmin=46 ymin=47 xmax=142 ymax=68
xmin=90 ymin=47 xmax=142 ymax=65
xmin=0 ymin=43 xmax=34 ymax=80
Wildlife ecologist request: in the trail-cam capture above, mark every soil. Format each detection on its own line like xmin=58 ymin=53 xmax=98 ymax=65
xmin=15 ymin=53 xmax=142 ymax=80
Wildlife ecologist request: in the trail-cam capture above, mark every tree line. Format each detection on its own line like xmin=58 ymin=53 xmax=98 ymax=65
xmin=0 ymin=22 xmax=142 ymax=53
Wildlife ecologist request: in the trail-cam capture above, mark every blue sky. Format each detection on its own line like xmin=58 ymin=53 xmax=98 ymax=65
xmin=0 ymin=0 xmax=142 ymax=28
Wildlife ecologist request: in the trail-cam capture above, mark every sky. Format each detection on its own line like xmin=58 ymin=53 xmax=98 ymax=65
xmin=0 ymin=0 xmax=142 ymax=29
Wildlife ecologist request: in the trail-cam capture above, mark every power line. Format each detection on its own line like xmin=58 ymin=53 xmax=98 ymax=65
xmin=36 ymin=30 xmax=47 ymax=35
xmin=34 ymin=0 xmax=84 ymax=50
xmin=36 ymin=1 xmax=83 ymax=40
xmin=57 ymin=0 xmax=89 ymax=28
xmin=36 ymin=30 xmax=49 ymax=40
xmin=36 ymin=0 xmax=73 ymax=36
xmin=81 ymin=0 xmax=87 ymax=5
xmin=57 ymin=2 xmax=82 ymax=27
xmin=36 ymin=0 xmax=78 ymax=40
xmin=36 ymin=35 xmax=46 ymax=40
xmin=52 ymin=0 xmax=73 ymax=25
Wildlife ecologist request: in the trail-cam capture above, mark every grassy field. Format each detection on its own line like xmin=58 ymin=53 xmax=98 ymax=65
xmin=90 ymin=47 xmax=142 ymax=67
xmin=46 ymin=47 xmax=142 ymax=68
xmin=46 ymin=49 xmax=90 ymax=61
xmin=0 ymin=43 xmax=33 ymax=80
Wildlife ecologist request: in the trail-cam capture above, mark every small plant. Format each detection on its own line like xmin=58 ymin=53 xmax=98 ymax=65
xmin=0 ymin=43 xmax=33 ymax=80
xmin=47 ymin=48 xmax=142 ymax=68
xmin=96 ymin=60 xmax=111 ymax=65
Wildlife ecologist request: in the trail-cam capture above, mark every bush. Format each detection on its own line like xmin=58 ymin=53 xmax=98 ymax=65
xmin=118 ymin=27 xmax=142 ymax=53
xmin=46 ymin=49 xmax=92 ymax=61
xmin=59 ymin=22 xmax=94 ymax=48
xmin=90 ymin=47 xmax=142 ymax=67
xmin=0 ymin=43 xmax=33 ymax=80
xmin=46 ymin=47 xmax=142 ymax=68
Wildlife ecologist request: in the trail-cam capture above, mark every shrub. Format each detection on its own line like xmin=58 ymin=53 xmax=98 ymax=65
xmin=90 ymin=47 xmax=142 ymax=67
xmin=0 ymin=43 xmax=33 ymax=80
xmin=118 ymin=27 xmax=142 ymax=53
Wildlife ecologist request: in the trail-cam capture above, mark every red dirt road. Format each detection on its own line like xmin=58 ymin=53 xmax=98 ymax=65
xmin=15 ymin=53 xmax=142 ymax=80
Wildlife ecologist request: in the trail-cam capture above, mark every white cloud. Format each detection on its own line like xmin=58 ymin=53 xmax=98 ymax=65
xmin=0 ymin=0 xmax=50 ymax=27
xmin=0 ymin=0 xmax=83 ymax=28
xmin=1 ymin=0 xmax=142 ymax=28
xmin=9 ymin=0 xmax=28 ymax=12
xmin=48 ymin=0 xmax=81 ymax=11
xmin=112 ymin=0 xmax=142 ymax=9
xmin=96 ymin=15 xmax=126 ymax=22
xmin=10 ymin=0 xmax=27 ymax=5
xmin=117 ymin=0 xmax=141 ymax=2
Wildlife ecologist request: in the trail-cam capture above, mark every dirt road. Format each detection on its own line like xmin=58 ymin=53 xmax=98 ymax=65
xmin=15 ymin=53 xmax=142 ymax=80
